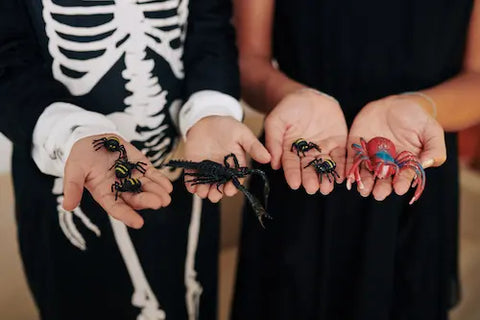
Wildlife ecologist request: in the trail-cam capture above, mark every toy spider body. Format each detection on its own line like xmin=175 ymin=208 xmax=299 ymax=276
xmin=304 ymin=158 xmax=340 ymax=183
xmin=93 ymin=136 xmax=126 ymax=158
xmin=111 ymin=178 xmax=142 ymax=200
xmin=347 ymin=137 xmax=425 ymax=204
xmin=291 ymin=138 xmax=321 ymax=157
xmin=164 ymin=153 xmax=271 ymax=227
xmin=110 ymin=158 xmax=147 ymax=179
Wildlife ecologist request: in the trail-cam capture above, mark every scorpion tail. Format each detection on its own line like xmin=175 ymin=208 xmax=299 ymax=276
xmin=233 ymin=178 xmax=272 ymax=229
xmin=249 ymin=169 xmax=270 ymax=209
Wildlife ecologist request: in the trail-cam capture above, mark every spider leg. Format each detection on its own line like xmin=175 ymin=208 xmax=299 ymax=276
xmin=326 ymin=172 xmax=332 ymax=183
xmin=372 ymin=162 xmax=383 ymax=180
xmin=304 ymin=159 xmax=317 ymax=169
xmin=346 ymin=152 xmax=368 ymax=189
xmin=311 ymin=142 xmax=322 ymax=153
xmin=135 ymin=162 xmax=147 ymax=174
xmin=92 ymin=138 xmax=106 ymax=144
xmin=109 ymin=161 xmax=117 ymax=171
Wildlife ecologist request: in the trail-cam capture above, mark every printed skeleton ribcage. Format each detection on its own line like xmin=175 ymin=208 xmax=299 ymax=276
xmin=43 ymin=0 xmax=188 ymax=167
xmin=44 ymin=1 xmax=203 ymax=319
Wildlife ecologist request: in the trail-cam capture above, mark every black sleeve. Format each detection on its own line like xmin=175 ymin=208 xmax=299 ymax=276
xmin=0 ymin=0 xmax=73 ymax=149
xmin=183 ymin=0 xmax=240 ymax=99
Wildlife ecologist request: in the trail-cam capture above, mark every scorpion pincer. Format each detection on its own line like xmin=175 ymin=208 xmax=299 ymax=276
xmin=163 ymin=153 xmax=271 ymax=228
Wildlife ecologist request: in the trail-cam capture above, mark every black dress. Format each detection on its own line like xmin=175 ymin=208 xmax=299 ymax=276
xmin=232 ymin=1 xmax=472 ymax=319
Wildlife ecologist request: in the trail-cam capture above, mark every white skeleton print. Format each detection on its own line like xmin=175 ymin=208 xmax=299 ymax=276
xmin=43 ymin=0 xmax=188 ymax=166
xmin=44 ymin=1 xmax=204 ymax=318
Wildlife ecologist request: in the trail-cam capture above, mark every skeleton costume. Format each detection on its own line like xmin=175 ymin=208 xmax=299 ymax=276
xmin=0 ymin=0 xmax=241 ymax=319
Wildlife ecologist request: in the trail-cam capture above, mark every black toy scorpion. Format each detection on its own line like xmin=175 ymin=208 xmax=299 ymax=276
xmin=163 ymin=153 xmax=271 ymax=228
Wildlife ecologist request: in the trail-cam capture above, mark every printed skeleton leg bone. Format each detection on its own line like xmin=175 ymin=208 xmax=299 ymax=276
xmin=53 ymin=178 xmax=101 ymax=251
xmin=109 ymin=217 xmax=166 ymax=320
xmin=185 ymin=195 xmax=204 ymax=320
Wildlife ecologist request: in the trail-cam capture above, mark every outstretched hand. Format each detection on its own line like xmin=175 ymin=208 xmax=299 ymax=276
xmin=265 ymin=89 xmax=348 ymax=195
xmin=346 ymin=95 xmax=446 ymax=201
xmin=183 ymin=115 xmax=271 ymax=203
xmin=63 ymin=134 xmax=174 ymax=229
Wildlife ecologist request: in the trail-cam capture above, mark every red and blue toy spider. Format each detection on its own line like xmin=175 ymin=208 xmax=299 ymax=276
xmin=346 ymin=137 xmax=425 ymax=204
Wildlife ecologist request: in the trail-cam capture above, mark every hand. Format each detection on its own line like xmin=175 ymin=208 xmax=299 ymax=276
xmin=265 ymin=89 xmax=348 ymax=195
xmin=346 ymin=94 xmax=446 ymax=201
xmin=62 ymin=134 xmax=174 ymax=229
xmin=183 ymin=116 xmax=271 ymax=203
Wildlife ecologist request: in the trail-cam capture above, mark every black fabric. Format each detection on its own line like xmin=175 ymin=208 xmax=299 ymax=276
xmin=232 ymin=1 xmax=470 ymax=319
xmin=0 ymin=0 xmax=239 ymax=319
xmin=13 ymin=154 xmax=220 ymax=320
xmin=184 ymin=0 xmax=240 ymax=99
xmin=0 ymin=0 xmax=73 ymax=148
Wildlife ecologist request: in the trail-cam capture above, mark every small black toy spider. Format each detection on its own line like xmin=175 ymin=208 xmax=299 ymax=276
xmin=291 ymin=138 xmax=321 ymax=157
xmin=109 ymin=158 xmax=147 ymax=179
xmin=111 ymin=178 xmax=142 ymax=200
xmin=93 ymin=136 xmax=126 ymax=158
xmin=304 ymin=158 xmax=340 ymax=183
xmin=163 ymin=153 xmax=271 ymax=228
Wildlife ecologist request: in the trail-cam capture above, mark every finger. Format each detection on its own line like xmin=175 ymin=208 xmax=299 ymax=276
xmin=63 ymin=164 xmax=86 ymax=211
xmin=145 ymin=168 xmax=173 ymax=193
xmin=141 ymin=179 xmax=172 ymax=206
xmin=99 ymin=196 xmax=144 ymax=229
xmin=208 ymin=184 xmax=224 ymax=203
xmin=300 ymin=156 xmax=320 ymax=194
xmin=121 ymin=191 xmax=164 ymax=211
xmin=282 ymin=150 xmax=302 ymax=190
xmin=357 ymin=167 xmax=375 ymax=197
xmin=265 ymin=116 xmax=286 ymax=170
xmin=224 ymin=181 xmax=239 ymax=197
xmin=184 ymin=170 xmax=197 ymax=194
xmin=240 ymin=131 xmax=271 ymax=164
xmin=372 ymin=177 xmax=393 ymax=201
xmin=331 ymin=145 xmax=347 ymax=183
xmin=195 ymin=184 xmax=210 ymax=199
xmin=318 ymin=167 xmax=335 ymax=195
xmin=419 ymin=121 xmax=447 ymax=168
xmin=393 ymin=168 xmax=416 ymax=196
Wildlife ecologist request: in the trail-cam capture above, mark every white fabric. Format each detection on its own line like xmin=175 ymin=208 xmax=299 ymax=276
xmin=179 ymin=90 xmax=244 ymax=140
xmin=32 ymin=102 xmax=120 ymax=177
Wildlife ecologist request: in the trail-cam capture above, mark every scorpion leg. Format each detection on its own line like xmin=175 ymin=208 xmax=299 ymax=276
xmin=190 ymin=178 xmax=221 ymax=185
xmin=249 ymin=169 xmax=270 ymax=209
xmin=232 ymin=177 xmax=271 ymax=228
xmin=224 ymin=153 xmax=240 ymax=169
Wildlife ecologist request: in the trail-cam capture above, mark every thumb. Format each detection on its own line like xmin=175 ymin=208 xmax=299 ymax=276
xmin=264 ymin=115 xmax=286 ymax=170
xmin=63 ymin=162 xmax=86 ymax=211
xmin=240 ymin=130 xmax=271 ymax=164
xmin=419 ymin=121 xmax=447 ymax=169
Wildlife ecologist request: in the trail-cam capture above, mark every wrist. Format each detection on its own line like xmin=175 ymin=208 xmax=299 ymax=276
xmin=398 ymin=91 xmax=437 ymax=118
xmin=179 ymin=91 xmax=244 ymax=140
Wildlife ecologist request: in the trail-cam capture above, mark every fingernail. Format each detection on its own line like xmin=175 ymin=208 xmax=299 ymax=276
xmin=422 ymin=159 xmax=434 ymax=168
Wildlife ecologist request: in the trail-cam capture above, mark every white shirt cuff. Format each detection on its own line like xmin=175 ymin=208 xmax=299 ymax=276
xmin=178 ymin=90 xmax=244 ymax=140
xmin=32 ymin=102 xmax=121 ymax=177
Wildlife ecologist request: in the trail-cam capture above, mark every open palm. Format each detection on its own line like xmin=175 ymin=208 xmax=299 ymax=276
xmin=63 ymin=134 xmax=173 ymax=229
xmin=346 ymin=95 xmax=446 ymax=201
xmin=266 ymin=90 xmax=348 ymax=194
